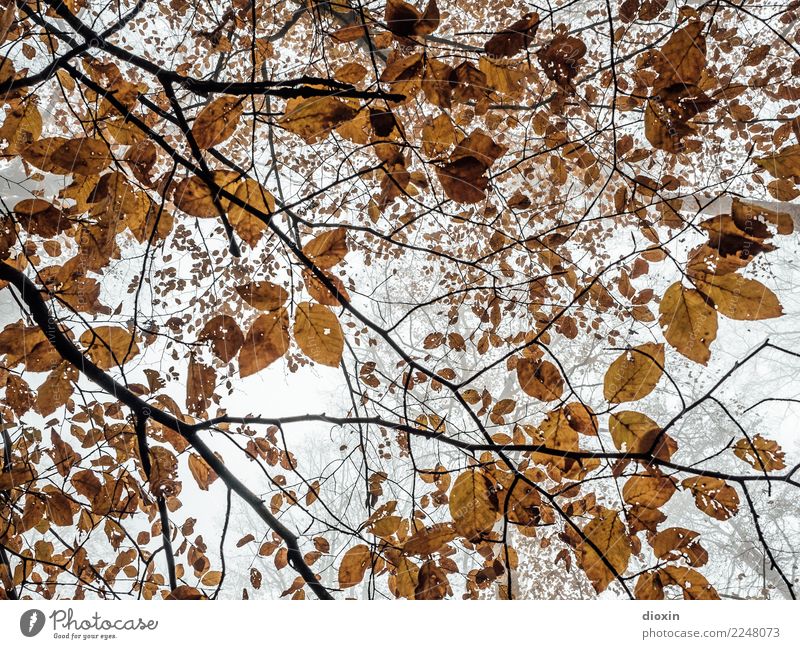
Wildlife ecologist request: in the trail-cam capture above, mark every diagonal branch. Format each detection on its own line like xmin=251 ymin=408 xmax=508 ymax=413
xmin=0 ymin=261 xmax=334 ymax=600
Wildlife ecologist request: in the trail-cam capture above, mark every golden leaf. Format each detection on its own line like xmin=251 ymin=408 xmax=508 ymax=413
xmin=191 ymin=96 xmax=243 ymax=150
xmin=21 ymin=137 xmax=112 ymax=176
xmin=577 ymin=507 xmax=631 ymax=593
xmin=448 ymin=470 xmax=499 ymax=541
xmin=732 ymin=435 xmax=786 ymax=472
xmin=681 ymin=476 xmax=739 ymax=520
xmin=338 ymin=544 xmax=372 ymax=588
xmin=238 ymin=309 xmax=290 ymax=377
xmin=694 ymin=273 xmax=782 ymax=321
xmin=517 ymin=359 xmax=564 ymax=402
xmin=658 ymin=283 xmax=717 ymax=365
xmin=293 ymin=302 xmax=344 ymax=367
xmin=79 ymin=326 xmax=139 ymax=370
xmin=603 ymin=343 xmax=664 ymax=403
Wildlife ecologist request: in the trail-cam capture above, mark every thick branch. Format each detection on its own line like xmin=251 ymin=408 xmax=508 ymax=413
xmin=0 ymin=261 xmax=334 ymax=600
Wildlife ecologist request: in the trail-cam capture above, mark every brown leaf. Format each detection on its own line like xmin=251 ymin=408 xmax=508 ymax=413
xmin=403 ymin=523 xmax=457 ymax=555
xmin=657 ymin=565 xmax=718 ymax=599
xmin=484 ymin=12 xmax=539 ymax=58
xmin=732 ymin=435 xmax=786 ymax=472
xmin=71 ymin=469 xmax=111 ymax=515
xmin=238 ymin=310 xmax=290 ymax=377
xmin=436 ymin=156 xmax=490 ymax=204
xmin=0 ymin=321 xmax=61 ymax=371
xmin=693 ymin=273 xmax=782 ymax=321
xmin=622 ymin=471 xmax=676 ymax=508
xmin=46 ymin=430 xmax=81 ymax=478
xmin=279 ymin=96 xmax=357 ymax=143
xmin=302 ymin=228 xmax=348 ymax=268
xmin=0 ymin=464 xmax=36 ymax=491
xmin=171 ymin=171 xmax=238 ymax=218
xmin=414 ymin=560 xmax=449 ymax=599
xmin=681 ymin=476 xmax=739 ymax=520
xmin=384 ymin=0 xmax=439 ymax=39
xmin=537 ymin=34 xmax=586 ymax=87
xmin=303 ymin=270 xmax=350 ymax=306
xmin=45 ymin=488 xmax=75 ymax=527
xmin=228 ymin=179 xmax=273 ymax=246
xmin=14 ymin=199 xmax=70 ymax=237
xmin=603 ymin=343 xmax=664 ymax=403
xmin=188 ymin=453 xmax=218 ymax=491
xmin=609 ymin=410 xmax=660 ymax=454
xmin=186 ymin=358 xmax=216 ymax=417
xmin=79 ymin=326 xmax=139 ymax=370
xmin=191 ymin=96 xmax=243 ymax=150
xmin=166 ymin=586 xmax=206 ymax=600
xmin=634 ymin=571 xmax=665 ymax=599
xmin=651 ymin=20 xmax=706 ymax=88
xmin=563 ymin=402 xmax=598 ymax=435
xmin=651 ymin=527 xmax=708 ymax=567
xmin=338 ymin=544 xmax=372 ymax=588
xmin=517 ymin=358 xmax=564 ymax=402
xmin=658 ymin=283 xmax=717 ymax=365
xmin=235 ymin=280 xmax=288 ymax=312
xmin=201 ymin=570 xmax=222 ymax=586
xmin=753 ymin=144 xmax=800 ymax=181
xmin=199 ymin=315 xmax=244 ymax=363
xmin=577 ymin=507 xmax=631 ymax=593
xmin=21 ymin=137 xmax=112 ymax=175
xmin=293 ymin=302 xmax=344 ymax=367
xmin=449 ymin=470 xmax=499 ymax=541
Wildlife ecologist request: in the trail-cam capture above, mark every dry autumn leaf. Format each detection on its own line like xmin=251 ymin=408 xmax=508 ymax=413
xmin=733 ymin=435 xmax=786 ymax=472
xmin=235 ymin=280 xmax=288 ymax=311
xmin=603 ymin=343 xmax=664 ymax=403
xmin=577 ymin=507 xmax=631 ymax=593
xmin=693 ymin=273 xmax=783 ymax=321
xmin=658 ymin=283 xmax=717 ymax=365
xmin=279 ymin=96 xmax=358 ymax=143
xmin=302 ymin=228 xmax=348 ymax=268
xmin=238 ymin=310 xmax=290 ymax=377
xmin=449 ymin=470 xmax=499 ymax=541
xmin=293 ymin=302 xmax=344 ymax=367
xmin=681 ymin=477 xmax=740 ymax=521
xmin=191 ymin=96 xmax=243 ymax=150
xmin=79 ymin=326 xmax=139 ymax=370
xmin=21 ymin=137 xmax=112 ymax=175
xmin=517 ymin=359 xmax=564 ymax=402
xmin=338 ymin=544 xmax=372 ymax=588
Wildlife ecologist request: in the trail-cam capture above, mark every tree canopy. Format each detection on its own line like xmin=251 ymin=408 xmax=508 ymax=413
xmin=1 ymin=0 xmax=800 ymax=600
